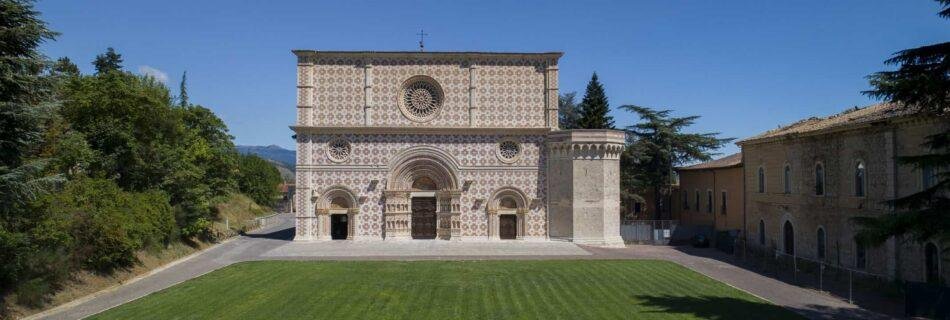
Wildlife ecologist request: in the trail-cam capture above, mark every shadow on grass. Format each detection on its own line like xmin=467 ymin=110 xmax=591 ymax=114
xmin=635 ymin=295 xmax=804 ymax=320
xmin=242 ymin=226 xmax=295 ymax=240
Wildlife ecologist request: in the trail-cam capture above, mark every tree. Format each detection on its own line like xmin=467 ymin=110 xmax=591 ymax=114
xmin=575 ymin=73 xmax=615 ymax=129
xmin=558 ymin=92 xmax=581 ymax=130
xmin=236 ymin=154 xmax=282 ymax=207
xmin=622 ymin=105 xmax=733 ymax=219
xmin=0 ymin=0 xmax=61 ymax=298
xmin=51 ymin=57 xmax=79 ymax=77
xmin=93 ymin=47 xmax=123 ymax=74
xmin=854 ymin=0 xmax=950 ymax=255
xmin=178 ymin=71 xmax=188 ymax=108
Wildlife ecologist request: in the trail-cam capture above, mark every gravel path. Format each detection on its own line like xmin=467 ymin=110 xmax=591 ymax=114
xmin=32 ymin=214 xmax=891 ymax=320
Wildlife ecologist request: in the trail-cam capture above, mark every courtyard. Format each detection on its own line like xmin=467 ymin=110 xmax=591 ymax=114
xmin=88 ymin=260 xmax=801 ymax=320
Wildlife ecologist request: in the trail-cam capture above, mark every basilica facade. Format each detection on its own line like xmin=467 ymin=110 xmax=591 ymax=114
xmin=292 ymin=50 xmax=623 ymax=246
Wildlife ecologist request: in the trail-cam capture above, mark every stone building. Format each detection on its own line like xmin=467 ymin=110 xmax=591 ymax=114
xmin=738 ymin=103 xmax=947 ymax=283
xmin=671 ymin=153 xmax=744 ymax=234
xmin=291 ymin=50 xmax=623 ymax=246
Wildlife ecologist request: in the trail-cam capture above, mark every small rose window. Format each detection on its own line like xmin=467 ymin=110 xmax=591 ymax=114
xmin=497 ymin=140 xmax=521 ymax=163
xmin=326 ymin=139 xmax=351 ymax=163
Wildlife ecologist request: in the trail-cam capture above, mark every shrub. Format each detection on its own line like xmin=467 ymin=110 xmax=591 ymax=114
xmin=236 ymin=154 xmax=282 ymax=207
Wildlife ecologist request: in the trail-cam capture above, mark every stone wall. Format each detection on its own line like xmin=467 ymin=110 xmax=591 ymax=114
xmin=741 ymin=117 xmax=948 ymax=282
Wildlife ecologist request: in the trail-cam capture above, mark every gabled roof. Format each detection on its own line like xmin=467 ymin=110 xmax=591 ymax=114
xmin=738 ymin=103 xmax=917 ymax=145
xmin=677 ymin=152 xmax=742 ymax=171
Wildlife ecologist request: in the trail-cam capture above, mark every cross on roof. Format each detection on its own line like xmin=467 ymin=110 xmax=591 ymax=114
xmin=417 ymin=29 xmax=429 ymax=52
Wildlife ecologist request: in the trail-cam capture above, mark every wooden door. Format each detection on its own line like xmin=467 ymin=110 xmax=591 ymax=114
xmin=499 ymin=215 xmax=517 ymax=240
xmin=411 ymin=197 xmax=437 ymax=239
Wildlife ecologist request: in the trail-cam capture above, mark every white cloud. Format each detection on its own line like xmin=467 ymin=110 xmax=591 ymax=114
xmin=138 ymin=65 xmax=168 ymax=84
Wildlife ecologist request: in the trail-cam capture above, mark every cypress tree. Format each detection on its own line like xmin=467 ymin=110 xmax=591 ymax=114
xmin=178 ymin=71 xmax=188 ymax=108
xmin=576 ymin=73 xmax=615 ymax=129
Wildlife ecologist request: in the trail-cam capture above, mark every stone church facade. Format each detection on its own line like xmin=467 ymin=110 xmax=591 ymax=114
xmin=292 ymin=50 xmax=623 ymax=246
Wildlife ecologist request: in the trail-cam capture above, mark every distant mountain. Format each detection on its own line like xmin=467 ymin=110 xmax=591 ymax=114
xmin=237 ymin=145 xmax=296 ymax=168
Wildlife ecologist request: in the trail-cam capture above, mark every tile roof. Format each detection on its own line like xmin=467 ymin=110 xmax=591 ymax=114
xmin=678 ymin=152 xmax=743 ymax=171
xmin=738 ymin=103 xmax=917 ymax=145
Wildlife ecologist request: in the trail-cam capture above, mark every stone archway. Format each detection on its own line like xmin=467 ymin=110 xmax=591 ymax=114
xmin=487 ymin=187 xmax=529 ymax=240
xmin=314 ymin=185 xmax=359 ymax=240
xmin=383 ymin=146 xmax=461 ymax=240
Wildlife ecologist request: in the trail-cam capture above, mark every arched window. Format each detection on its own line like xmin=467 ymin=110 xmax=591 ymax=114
xmin=854 ymin=161 xmax=866 ymax=197
xmin=706 ymin=190 xmax=713 ymax=213
xmin=855 ymin=241 xmax=867 ymax=269
xmin=757 ymin=167 xmax=766 ymax=193
xmin=758 ymin=220 xmax=766 ymax=246
xmin=783 ymin=221 xmax=795 ymax=256
xmin=816 ymin=227 xmax=826 ymax=260
xmin=815 ymin=163 xmax=825 ymax=196
xmin=783 ymin=164 xmax=792 ymax=194
xmin=925 ymin=242 xmax=940 ymax=284
xmin=694 ymin=189 xmax=700 ymax=212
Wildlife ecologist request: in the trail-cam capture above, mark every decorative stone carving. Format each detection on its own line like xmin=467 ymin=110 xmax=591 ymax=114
xmin=326 ymin=138 xmax=351 ymax=163
xmin=497 ymin=139 xmax=522 ymax=164
xmin=399 ymin=75 xmax=443 ymax=122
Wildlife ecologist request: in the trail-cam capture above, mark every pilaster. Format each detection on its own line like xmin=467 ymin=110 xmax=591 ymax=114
xmin=363 ymin=63 xmax=374 ymax=126
xmin=544 ymin=65 xmax=559 ymax=129
xmin=468 ymin=63 xmax=478 ymax=127
xmin=296 ymin=58 xmax=314 ymax=126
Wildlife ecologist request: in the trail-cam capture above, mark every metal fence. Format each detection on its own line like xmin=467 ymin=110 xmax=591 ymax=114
xmin=620 ymin=220 xmax=677 ymax=244
xmin=733 ymin=239 xmax=908 ymax=317
xmin=244 ymin=212 xmax=286 ymax=230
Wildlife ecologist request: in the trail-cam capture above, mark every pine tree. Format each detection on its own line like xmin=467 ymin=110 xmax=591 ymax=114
xmin=622 ymin=105 xmax=733 ymax=219
xmin=854 ymin=0 xmax=950 ymax=258
xmin=93 ymin=47 xmax=123 ymax=74
xmin=576 ymin=73 xmax=615 ymax=129
xmin=178 ymin=71 xmax=188 ymax=108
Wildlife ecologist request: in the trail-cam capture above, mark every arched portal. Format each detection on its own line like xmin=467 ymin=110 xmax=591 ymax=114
xmin=783 ymin=221 xmax=795 ymax=256
xmin=314 ymin=185 xmax=359 ymax=240
xmin=487 ymin=187 xmax=529 ymax=240
xmin=383 ymin=146 xmax=462 ymax=240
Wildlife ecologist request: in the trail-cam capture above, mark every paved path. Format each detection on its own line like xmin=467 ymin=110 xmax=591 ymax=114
xmin=33 ymin=214 xmax=891 ymax=320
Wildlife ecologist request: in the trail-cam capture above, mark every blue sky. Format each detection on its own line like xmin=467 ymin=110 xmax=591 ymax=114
xmin=37 ymin=1 xmax=948 ymax=155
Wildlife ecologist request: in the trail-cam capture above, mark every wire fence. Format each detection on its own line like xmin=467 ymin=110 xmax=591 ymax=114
xmin=620 ymin=220 xmax=677 ymax=245
xmin=732 ymin=239 xmax=906 ymax=316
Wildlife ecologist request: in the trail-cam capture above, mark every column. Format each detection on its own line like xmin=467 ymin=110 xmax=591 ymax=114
xmin=517 ymin=208 xmax=528 ymax=240
xmin=468 ymin=63 xmax=478 ymax=127
xmin=544 ymin=64 xmax=559 ymax=129
xmin=347 ymin=208 xmax=359 ymax=240
xmin=363 ymin=63 xmax=374 ymax=126
xmin=316 ymin=208 xmax=330 ymax=240
xmin=487 ymin=209 xmax=499 ymax=240
xmin=297 ymin=57 xmax=314 ymax=126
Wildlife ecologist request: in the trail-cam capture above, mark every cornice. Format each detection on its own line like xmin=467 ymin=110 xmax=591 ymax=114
xmin=737 ymin=114 xmax=945 ymax=147
xmin=291 ymin=126 xmax=553 ymax=135
xmin=293 ymin=50 xmax=563 ymax=62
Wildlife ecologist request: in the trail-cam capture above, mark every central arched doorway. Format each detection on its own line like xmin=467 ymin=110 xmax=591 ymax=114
xmin=384 ymin=146 xmax=462 ymax=240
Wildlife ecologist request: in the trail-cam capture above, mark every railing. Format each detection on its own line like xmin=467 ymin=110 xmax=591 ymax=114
xmin=620 ymin=220 xmax=677 ymax=244
xmin=733 ymin=239 xmax=905 ymax=316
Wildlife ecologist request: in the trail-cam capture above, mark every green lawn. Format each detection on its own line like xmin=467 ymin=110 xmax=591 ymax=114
xmin=91 ymin=260 xmax=802 ymax=320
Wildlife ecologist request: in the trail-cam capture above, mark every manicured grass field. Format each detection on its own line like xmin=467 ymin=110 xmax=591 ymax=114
xmin=91 ymin=260 xmax=802 ymax=320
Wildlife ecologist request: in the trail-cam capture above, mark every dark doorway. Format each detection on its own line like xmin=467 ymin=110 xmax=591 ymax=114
xmin=411 ymin=197 xmax=437 ymax=239
xmin=783 ymin=221 xmax=795 ymax=256
xmin=925 ymin=242 xmax=939 ymax=284
xmin=331 ymin=214 xmax=348 ymax=240
xmin=499 ymin=215 xmax=517 ymax=240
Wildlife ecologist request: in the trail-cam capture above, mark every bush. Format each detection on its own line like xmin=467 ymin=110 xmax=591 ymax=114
xmin=37 ymin=178 xmax=176 ymax=272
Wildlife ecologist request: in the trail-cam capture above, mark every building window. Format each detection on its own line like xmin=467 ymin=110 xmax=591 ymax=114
xmin=854 ymin=161 xmax=866 ymax=197
xmin=720 ymin=191 xmax=727 ymax=215
xmin=783 ymin=164 xmax=792 ymax=194
xmin=706 ymin=190 xmax=713 ymax=213
xmin=758 ymin=220 xmax=766 ymax=246
xmin=815 ymin=163 xmax=825 ymax=196
xmin=816 ymin=227 xmax=826 ymax=260
xmin=925 ymin=242 xmax=940 ymax=284
xmin=783 ymin=221 xmax=795 ymax=256
xmin=683 ymin=192 xmax=689 ymax=209
xmin=855 ymin=241 xmax=867 ymax=269
xmin=922 ymin=165 xmax=936 ymax=190
xmin=757 ymin=167 xmax=765 ymax=193
xmin=634 ymin=202 xmax=642 ymax=214
xmin=694 ymin=190 xmax=700 ymax=212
